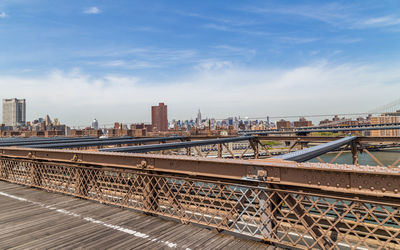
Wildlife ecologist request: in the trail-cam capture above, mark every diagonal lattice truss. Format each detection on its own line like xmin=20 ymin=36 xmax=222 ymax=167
xmin=1 ymin=158 xmax=399 ymax=249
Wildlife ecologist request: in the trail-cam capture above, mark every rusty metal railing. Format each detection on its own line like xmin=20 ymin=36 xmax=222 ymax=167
xmin=0 ymin=149 xmax=400 ymax=249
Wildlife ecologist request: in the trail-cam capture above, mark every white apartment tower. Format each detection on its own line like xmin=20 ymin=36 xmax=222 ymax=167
xmin=197 ymin=109 xmax=202 ymax=126
xmin=2 ymin=98 xmax=26 ymax=127
xmin=92 ymin=118 xmax=99 ymax=130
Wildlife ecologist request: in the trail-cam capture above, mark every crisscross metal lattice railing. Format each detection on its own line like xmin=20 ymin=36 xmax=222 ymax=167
xmin=0 ymin=151 xmax=400 ymax=249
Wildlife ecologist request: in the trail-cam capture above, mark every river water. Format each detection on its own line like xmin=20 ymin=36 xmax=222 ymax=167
xmin=308 ymin=150 xmax=400 ymax=166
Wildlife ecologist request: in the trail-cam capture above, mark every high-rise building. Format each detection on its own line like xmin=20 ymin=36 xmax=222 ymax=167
xmin=197 ymin=109 xmax=202 ymax=125
xmin=151 ymin=102 xmax=168 ymax=131
xmin=45 ymin=114 xmax=52 ymax=126
xmin=2 ymin=98 xmax=26 ymax=127
xmin=92 ymin=118 xmax=99 ymax=130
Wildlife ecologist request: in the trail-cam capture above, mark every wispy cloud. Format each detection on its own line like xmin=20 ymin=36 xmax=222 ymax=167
xmin=0 ymin=11 xmax=7 ymax=18
xmin=176 ymin=11 xmax=258 ymax=27
xmin=357 ymin=16 xmax=400 ymax=28
xmin=242 ymin=3 xmax=400 ymax=31
xmin=99 ymin=60 xmax=159 ymax=69
xmin=213 ymin=45 xmax=256 ymax=56
xmin=194 ymin=60 xmax=233 ymax=71
xmin=280 ymin=37 xmax=319 ymax=44
xmin=329 ymin=37 xmax=363 ymax=44
xmin=243 ymin=3 xmax=350 ymax=26
xmin=203 ymin=23 xmax=270 ymax=36
xmin=81 ymin=47 xmax=199 ymax=70
xmin=84 ymin=7 xmax=101 ymax=15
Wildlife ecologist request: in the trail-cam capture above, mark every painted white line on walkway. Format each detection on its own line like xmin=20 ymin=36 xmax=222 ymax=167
xmin=0 ymin=191 xmax=188 ymax=249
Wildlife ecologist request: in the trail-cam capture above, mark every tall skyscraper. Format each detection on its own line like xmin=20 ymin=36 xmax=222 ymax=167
xmin=2 ymin=98 xmax=26 ymax=127
xmin=197 ymin=109 xmax=202 ymax=126
xmin=151 ymin=102 xmax=168 ymax=131
xmin=92 ymin=118 xmax=99 ymax=130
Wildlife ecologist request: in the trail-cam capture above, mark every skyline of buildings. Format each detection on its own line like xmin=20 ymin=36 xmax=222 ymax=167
xmin=1 ymin=98 xmax=400 ymax=138
xmin=2 ymin=98 xmax=26 ymax=127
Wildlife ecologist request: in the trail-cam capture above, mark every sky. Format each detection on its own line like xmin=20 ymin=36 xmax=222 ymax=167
xmin=0 ymin=0 xmax=400 ymax=126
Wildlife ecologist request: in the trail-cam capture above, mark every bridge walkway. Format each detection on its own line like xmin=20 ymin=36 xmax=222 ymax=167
xmin=0 ymin=181 xmax=274 ymax=250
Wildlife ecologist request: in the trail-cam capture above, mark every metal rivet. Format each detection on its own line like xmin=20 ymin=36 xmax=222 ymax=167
xmin=358 ymin=185 xmax=362 ymax=189
xmin=370 ymin=187 xmax=375 ymax=191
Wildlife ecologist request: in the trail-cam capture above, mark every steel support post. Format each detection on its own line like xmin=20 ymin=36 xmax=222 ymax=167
xmin=250 ymin=139 xmax=259 ymax=159
xmin=351 ymin=141 xmax=359 ymax=165
xmin=186 ymin=147 xmax=191 ymax=156
xmin=143 ymin=173 xmax=159 ymax=213
xmin=217 ymin=144 xmax=222 ymax=158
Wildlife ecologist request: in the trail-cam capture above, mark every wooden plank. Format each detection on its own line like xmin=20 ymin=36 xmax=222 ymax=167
xmin=0 ymin=180 xmax=270 ymax=249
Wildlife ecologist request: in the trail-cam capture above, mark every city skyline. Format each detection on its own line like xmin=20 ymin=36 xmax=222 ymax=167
xmin=0 ymin=1 xmax=400 ymax=124
xmin=1 ymin=96 xmax=398 ymax=128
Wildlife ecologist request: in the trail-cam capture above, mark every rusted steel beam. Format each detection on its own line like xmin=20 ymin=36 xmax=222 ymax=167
xmin=288 ymin=141 xmax=298 ymax=153
xmin=316 ymin=156 xmax=325 ymax=163
xmin=243 ymin=136 xmax=400 ymax=143
xmin=1 ymin=157 xmax=400 ymax=249
xmin=25 ymin=136 xmax=187 ymax=149
xmin=0 ymin=147 xmax=400 ymax=199
xmin=99 ymin=136 xmax=254 ymax=153
xmin=0 ymin=136 xmax=97 ymax=147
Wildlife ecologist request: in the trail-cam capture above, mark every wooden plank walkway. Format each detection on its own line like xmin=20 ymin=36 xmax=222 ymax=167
xmin=0 ymin=181 xmax=277 ymax=249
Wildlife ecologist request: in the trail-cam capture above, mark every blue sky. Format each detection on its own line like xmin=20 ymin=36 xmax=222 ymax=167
xmin=0 ymin=0 xmax=400 ymax=126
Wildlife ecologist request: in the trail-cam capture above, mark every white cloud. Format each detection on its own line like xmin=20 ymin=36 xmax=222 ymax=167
xmin=195 ymin=60 xmax=233 ymax=71
xmin=244 ymin=3 xmax=400 ymax=31
xmin=280 ymin=37 xmax=319 ymax=44
xmin=358 ymin=16 xmax=400 ymax=28
xmin=99 ymin=60 xmax=158 ymax=69
xmin=0 ymin=62 xmax=399 ymax=126
xmin=0 ymin=12 xmax=7 ymax=18
xmin=84 ymin=7 xmax=101 ymax=15
xmin=243 ymin=3 xmax=350 ymax=26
